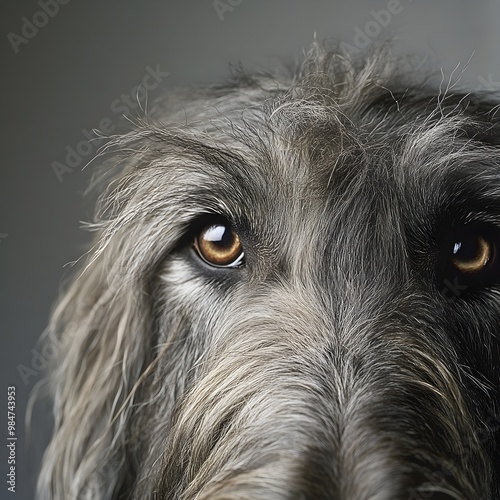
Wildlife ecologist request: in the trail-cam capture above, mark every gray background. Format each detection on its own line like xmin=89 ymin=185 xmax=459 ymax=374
xmin=1 ymin=1 xmax=499 ymax=498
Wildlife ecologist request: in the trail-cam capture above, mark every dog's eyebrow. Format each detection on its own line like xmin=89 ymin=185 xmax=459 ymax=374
xmin=139 ymin=130 xmax=268 ymax=223
xmin=149 ymin=130 xmax=258 ymax=185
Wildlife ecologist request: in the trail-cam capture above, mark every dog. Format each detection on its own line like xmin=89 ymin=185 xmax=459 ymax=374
xmin=37 ymin=43 xmax=500 ymax=499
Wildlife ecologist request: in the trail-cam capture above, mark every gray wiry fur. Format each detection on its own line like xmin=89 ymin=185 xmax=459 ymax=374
xmin=38 ymin=44 xmax=500 ymax=499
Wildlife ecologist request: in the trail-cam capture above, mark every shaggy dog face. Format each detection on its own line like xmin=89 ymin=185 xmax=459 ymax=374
xmin=38 ymin=46 xmax=499 ymax=499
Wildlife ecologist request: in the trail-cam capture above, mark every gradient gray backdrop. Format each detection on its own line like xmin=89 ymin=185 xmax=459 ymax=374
xmin=1 ymin=1 xmax=499 ymax=498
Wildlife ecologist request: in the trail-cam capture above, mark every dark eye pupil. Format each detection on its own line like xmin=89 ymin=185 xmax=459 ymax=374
xmin=437 ymin=225 xmax=499 ymax=292
xmin=452 ymin=238 xmax=479 ymax=261
xmin=449 ymin=230 xmax=491 ymax=273
xmin=204 ymin=225 xmax=233 ymax=247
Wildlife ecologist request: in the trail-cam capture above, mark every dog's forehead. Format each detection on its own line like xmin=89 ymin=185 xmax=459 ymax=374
xmin=221 ymin=86 xmax=495 ymax=197
xmin=197 ymin=95 xmax=428 ymax=228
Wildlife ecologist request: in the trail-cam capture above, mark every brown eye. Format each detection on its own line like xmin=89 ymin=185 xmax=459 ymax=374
xmin=438 ymin=225 xmax=500 ymax=292
xmin=451 ymin=234 xmax=492 ymax=274
xmin=194 ymin=222 xmax=244 ymax=268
